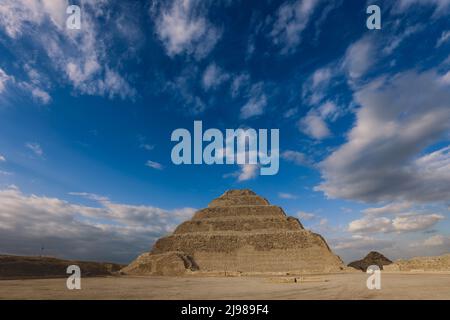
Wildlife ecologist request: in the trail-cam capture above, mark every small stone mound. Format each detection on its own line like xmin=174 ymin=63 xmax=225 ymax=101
xmin=122 ymin=189 xmax=344 ymax=276
xmin=348 ymin=251 xmax=393 ymax=271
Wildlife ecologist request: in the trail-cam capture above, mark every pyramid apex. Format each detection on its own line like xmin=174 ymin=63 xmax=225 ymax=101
xmin=222 ymin=189 xmax=256 ymax=197
xmin=208 ymin=189 xmax=269 ymax=207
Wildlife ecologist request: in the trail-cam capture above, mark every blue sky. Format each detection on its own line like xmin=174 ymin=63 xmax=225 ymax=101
xmin=0 ymin=0 xmax=449 ymax=263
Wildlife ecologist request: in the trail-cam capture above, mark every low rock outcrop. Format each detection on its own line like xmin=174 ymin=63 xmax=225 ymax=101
xmin=384 ymin=254 xmax=450 ymax=272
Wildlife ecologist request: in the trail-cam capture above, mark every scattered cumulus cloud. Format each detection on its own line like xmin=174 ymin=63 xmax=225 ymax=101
xmin=316 ymin=70 xmax=450 ymax=203
xmin=395 ymin=0 xmax=450 ymax=15
xmin=270 ymin=0 xmax=322 ymax=54
xmin=0 ymin=68 xmax=12 ymax=93
xmin=332 ymin=234 xmax=394 ymax=251
xmin=298 ymin=101 xmax=340 ymax=140
xmin=342 ymin=35 xmax=377 ymax=82
xmin=348 ymin=213 xmax=444 ymax=234
xmin=146 ymin=160 xmax=164 ymax=170
xmin=230 ymin=73 xmax=250 ymax=98
xmin=25 ymin=142 xmax=44 ymax=157
xmin=202 ymin=63 xmax=230 ymax=91
xmin=297 ymin=211 xmax=316 ymax=221
xmin=278 ymin=192 xmax=298 ymax=199
xmin=383 ymin=24 xmax=424 ymax=55
xmin=152 ymin=0 xmax=221 ymax=59
xmin=422 ymin=234 xmax=450 ymax=247
xmin=237 ymin=164 xmax=259 ymax=182
xmin=240 ymin=83 xmax=267 ymax=119
xmin=302 ymin=67 xmax=333 ymax=106
xmin=166 ymin=65 xmax=207 ymax=114
xmin=0 ymin=0 xmax=137 ymax=102
xmin=281 ymin=150 xmax=310 ymax=166
xmin=436 ymin=30 xmax=450 ymax=47
xmin=362 ymin=202 xmax=414 ymax=216
xmin=224 ymin=164 xmax=259 ymax=182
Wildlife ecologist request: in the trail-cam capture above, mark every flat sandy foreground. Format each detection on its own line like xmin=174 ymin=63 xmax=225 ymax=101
xmin=1 ymin=273 xmax=449 ymax=300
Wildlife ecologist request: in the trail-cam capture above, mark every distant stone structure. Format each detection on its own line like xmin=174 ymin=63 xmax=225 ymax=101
xmin=122 ymin=189 xmax=345 ymax=276
xmin=384 ymin=254 xmax=450 ymax=272
xmin=348 ymin=251 xmax=393 ymax=271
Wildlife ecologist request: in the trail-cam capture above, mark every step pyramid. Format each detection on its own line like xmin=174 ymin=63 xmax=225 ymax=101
xmin=122 ymin=190 xmax=344 ymax=275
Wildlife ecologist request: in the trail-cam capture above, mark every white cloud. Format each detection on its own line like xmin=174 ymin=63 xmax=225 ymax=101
xmin=0 ymin=154 xmax=5 ymax=162
xmin=0 ymin=0 xmax=136 ymax=102
xmin=0 ymin=186 xmax=196 ymax=263
xmin=332 ymin=234 xmax=394 ymax=251
xmin=298 ymin=101 xmax=339 ymax=140
xmin=31 ymin=87 xmax=52 ymax=105
xmin=140 ymin=144 xmax=155 ymax=151
xmin=395 ymin=0 xmax=450 ymax=14
xmin=225 ymin=164 xmax=259 ymax=182
xmin=238 ymin=164 xmax=258 ymax=182
xmin=270 ymin=0 xmax=322 ymax=53
xmin=299 ymin=113 xmax=330 ymax=139
xmin=348 ymin=217 xmax=392 ymax=233
xmin=278 ymin=192 xmax=298 ymax=199
xmin=297 ymin=211 xmax=316 ymax=221
xmin=436 ymin=30 xmax=450 ymax=47
xmin=302 ymin=66 xmax=334 ymax=106
xmin=0 ymin=68 xmax=12 ymax=93
xmin=152 ymin=0 xmax=221 ymax=59
xmin=230 ymin=73 xmax=250 ymax=98
xmin=342 ymin=36 xmax=376 ymax=82
xmin=440 ymin=71 xmax=450 ymax=85
xmin=202 ymin=63 xmax=230 ymax=90
xmin=283 ymin=108 xmax=297 ymax=118
xmin=311 ymin=67 xmax=332 ymax=89
xmin=348 ymin=214 xmax=444 ymax=234
xmin=145 ymin=160 xmax=164 ymax=170
xmin=383 ymin=25 xmax=423 ymax=55
xmin=137 ymin=135 xmax=155 ymax=151
xmin=25 ymin=142 xmax=44 ymax=157
xmin=240 ymin=83 xmax=267 ymax=119
xmin=363 ymin=202 xmax=413 ymax=216
xmin=423 ymin=234 xmax=450 ymax=246
xmin=281 ymin=150 xmax=310 ymax=166
xmin=0 ymin=0 xmax=68 ymax=38
xmin=316 ymin=70 xmax=450 ymax=203
xmin=392 ymin=214 xmax=444 ymax=232
xmin=166 ymin=65 xmax=207 ymax=114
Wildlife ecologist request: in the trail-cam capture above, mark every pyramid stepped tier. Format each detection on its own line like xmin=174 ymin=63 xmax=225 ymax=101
xmin=122 ymin=190 xmax=345 ymax=276
xmin=192 ymin=205 xmax=286 ymax=219
xmin=174 ymin=216 xmax=303 ymax=234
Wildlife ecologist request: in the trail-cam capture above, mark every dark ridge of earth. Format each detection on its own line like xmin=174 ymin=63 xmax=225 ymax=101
xmin=348 ymin=251 xmax=393 ymax=271
xmin=0 ymin=254 xmax=124 ymax=280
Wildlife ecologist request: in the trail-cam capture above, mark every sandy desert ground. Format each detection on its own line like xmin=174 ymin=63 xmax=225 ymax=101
xmin=1 ymin=273 xmax=449 ymax=300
